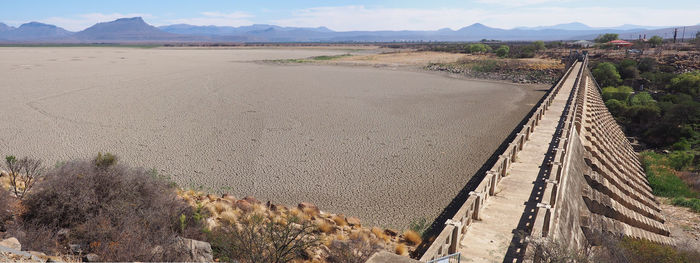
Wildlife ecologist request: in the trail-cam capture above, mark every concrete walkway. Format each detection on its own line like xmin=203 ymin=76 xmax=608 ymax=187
xmin=457 ymin=62 xmax=582 ymax=263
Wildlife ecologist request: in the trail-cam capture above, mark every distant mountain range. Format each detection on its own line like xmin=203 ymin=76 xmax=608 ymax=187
xmin=0 ymin=17 xmax=698 ymax=43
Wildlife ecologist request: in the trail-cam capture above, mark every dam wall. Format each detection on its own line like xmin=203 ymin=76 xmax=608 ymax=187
xmin=418 ymin=55 xmax=673 ymax=262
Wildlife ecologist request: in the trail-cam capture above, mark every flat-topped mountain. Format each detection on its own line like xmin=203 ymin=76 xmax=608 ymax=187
xmin=74 ymin=17 xmax=180 ymax=41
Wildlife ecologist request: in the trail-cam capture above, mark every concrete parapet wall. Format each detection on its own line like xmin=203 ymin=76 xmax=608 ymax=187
xmin=419 ymin=59 xmax=579 ymax=262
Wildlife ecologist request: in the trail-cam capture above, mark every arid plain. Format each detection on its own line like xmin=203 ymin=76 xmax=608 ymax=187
xmin=0 ymin=47 xmax=547 ymax=227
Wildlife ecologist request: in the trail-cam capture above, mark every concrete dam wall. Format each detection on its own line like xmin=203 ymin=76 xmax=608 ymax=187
xmin=418 ymin=56 xmax=672 ymax=262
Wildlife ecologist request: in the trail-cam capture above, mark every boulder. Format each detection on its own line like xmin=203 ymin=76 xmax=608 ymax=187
xmin=222 ymin=194 xmax=236 ymax=203
xmin=236 ymin=200 xmax=252 ymax=212
xmin=175 ymin=237 xmax=213 ymax=262
xmin=0 ymin=237 xmax=21 ymax=250
xmin=298 ymin=202 xmax=320 ymax=214
xmin=69 ymin=244 xmax=83 ymax=254
xmin=84 ymin=253 xmax=100 ymax=262
xmin=346 ymin=217 xmax=361 ymax=226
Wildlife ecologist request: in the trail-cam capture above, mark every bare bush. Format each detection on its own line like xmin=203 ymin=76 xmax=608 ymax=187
xmin=209 ymin=213 xmax=320 ymax=263
xmin=327 ymin=237 xmax=382 ymax=263
xmin=16 ymin=157 xmax=201 ymax=261
xmin=4 ymin=156 xmax=44 ymax=200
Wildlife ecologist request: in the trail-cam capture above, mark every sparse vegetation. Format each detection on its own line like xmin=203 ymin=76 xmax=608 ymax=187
xmin=208 ymin=213 xmax=320 ymax=263
xmin=595 ymin=33 xmax=619 ymax=43
xmin=641 ymin=151 xmax=697 ymax=198
xmin=408 ymin=217 xmax=430 ymax=235
xmin=648 ymin=36 xmax=664 ymax=47
xmin=13 ymin=155 xmax=202 ymax=261
xmin=3 ymin=156 xmax=44 ymax=200
xmin=0 ymin=187 xmax=12 ymax=231
xmin=495 ymin=45 xmax=510 ymax=58
xmin=402 ymin=230 xmax=422 ymax=246
xmin=671 ymin=197 xmax=700 ymax=213
xmin=528 ymin=234 xmax=700 ymax=263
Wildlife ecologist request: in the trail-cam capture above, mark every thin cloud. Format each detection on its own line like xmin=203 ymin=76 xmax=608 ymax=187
xmin=165 ymin=11 xmax=254 ymax=27
xmin=273 ymin=5 xmax=700 ymax=31
xmin=475 ymin=0 xmax=572 ymax=7
xmin=273 ymin=6 xmax=485 ymax=31
xmin=39 ymin=13 xmax=153 ymax=31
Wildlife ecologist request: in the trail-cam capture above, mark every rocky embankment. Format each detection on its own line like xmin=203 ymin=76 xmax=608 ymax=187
xmin=425 ymin=62 xmax=563 ymax=84
xmin=179 ymin=190 xmax=422 ymax=261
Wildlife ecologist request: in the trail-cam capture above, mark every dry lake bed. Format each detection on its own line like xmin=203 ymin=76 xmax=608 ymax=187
xmin=0 ymin=47 xmax=547 ymax=228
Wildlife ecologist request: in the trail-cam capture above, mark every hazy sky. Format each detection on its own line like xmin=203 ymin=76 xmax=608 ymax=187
xmin=2 ymin=0 xmax=699 ymax=31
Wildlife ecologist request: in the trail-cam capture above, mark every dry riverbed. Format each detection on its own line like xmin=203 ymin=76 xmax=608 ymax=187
xmin=0 ymin=46 xmax=548 ymax=228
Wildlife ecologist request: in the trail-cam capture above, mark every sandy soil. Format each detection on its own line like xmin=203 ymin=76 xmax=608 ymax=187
xmin=0 ymin=47 xmax=546 ymax=228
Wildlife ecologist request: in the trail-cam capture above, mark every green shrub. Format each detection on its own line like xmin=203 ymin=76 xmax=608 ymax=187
xmin=471 ymin=59 xmax=501 ymax=72
xmin=648 ymin=36 xmax=664 ymax=47
xmin=605 ymin=99 xmax=628 ymax=117
xmin=409 ymin=217 xmax=430 ymax=235
xmin=630 ymin=92 xmax=655 ymax=106
xmin=593 ymin=62 xmax=623 ymax=87
xmin=671 ymin=197 xmax=700 ymax=213
xmin=668 ymin=151 xmax=694 ymax=170
xmin=602 ymin=85 xmax=633 ymax=101
xmin=595 ymin=33 xmax=619 ymax=43
xmin=468 ymin=43 xmax=491 ymax=53
xmin=668 ymin=71 xmax=700 ymax=97
xmin=672 ymin=139 xmax=691 ymax=151
xmin=495 ymin=45 xmax=509 ymax=58
xmin=533 ymin=41 xmax=545 ymax=51
xmin=641 ymin=152 xmax=697 ymax=198
xmin=619 ymin=236 xmax=697 ymax=262
xmin=94 ymin=152 xmax=117 ymax=167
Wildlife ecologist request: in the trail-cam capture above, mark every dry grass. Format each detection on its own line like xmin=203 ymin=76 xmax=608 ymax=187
xmin=371 ymin=227 xmax=390 ymax=243
xmin=318 ymin=220 xmax=335 ymax=234
xmin=303 ymin=207 xmax=319 ymax=218
xmin=332 ymin=215 xmax=347 ymax=226
xmin=395 ymin=243 xmax=407 ymax=255
xmin=403 ymin=230 xmax=422 ymax=245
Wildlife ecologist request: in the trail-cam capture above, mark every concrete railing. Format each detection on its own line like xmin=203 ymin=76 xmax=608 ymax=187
xmin=419 ymin=59 xmax=580 ymax=261
xmin=530 ymin=56 xmax=588 ymax=240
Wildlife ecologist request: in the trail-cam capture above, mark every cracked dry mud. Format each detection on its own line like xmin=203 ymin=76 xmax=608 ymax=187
xmin=0 ymin=47 xmax=547 ymax=228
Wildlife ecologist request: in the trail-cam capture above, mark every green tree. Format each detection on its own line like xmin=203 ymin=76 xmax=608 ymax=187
xmin=648 ymin=35 xmax=663 ymax=47
xmin=602 ymin=86 xmax=634 ymax=101
xmin=593 ymin=62 xmax=622 ymax=87
xmin=630 ymin=92 xmax=655 ymax=106
xmin=605 ymin=99 xmax=628 ymax=117
xmin=468 ymin=43 xmax=490 ymax=53
xmin=533 ymin=41 xmax=546 ymax=51
xmin=495 ymin=45 xmax=509 ymax=58
xmin=620 ymin=65 xmax=640 ymax=80
xmin=668 ymin=71 xmax=700 ymax=96
xmin=595 ymin=33 xmax=619 ymax=43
